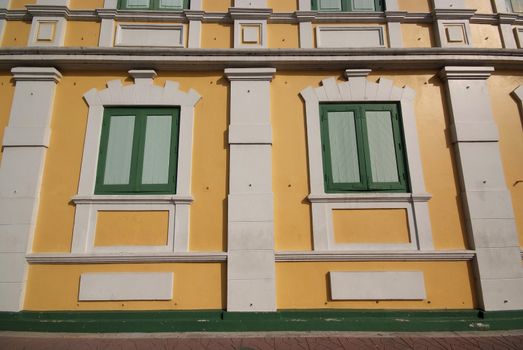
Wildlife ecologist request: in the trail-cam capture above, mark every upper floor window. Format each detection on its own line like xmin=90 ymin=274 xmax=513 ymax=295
xmin=118 ymin=0 xmax=190 ymax=10
xmin=311 ymin=0 xmax=384 ymax=12
xmin=95 ymin=107 xmax=180 ymax=194
xmin=320 ymin=103 xmax=408 ymax=193
xmin=506 ymin=0 xmax=523 ymax=13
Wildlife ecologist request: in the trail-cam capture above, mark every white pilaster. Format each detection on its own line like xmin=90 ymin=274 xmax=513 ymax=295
xmin=186 ymin=11 xmax=203 ymax=48
xmin=97 ymin=0 xmax=117 ymax=47
xmin=225 ymin=68 xmax=276 ymax=312
xmin=0 ymin=1 xmax=7 ymax=44
xmin=27 ymin=0 xmax=69 ymax=47
xmin=0 ymin=67 xmax=61 ymax=311
xmin=440 ymin=66 xmax=523 ymax=311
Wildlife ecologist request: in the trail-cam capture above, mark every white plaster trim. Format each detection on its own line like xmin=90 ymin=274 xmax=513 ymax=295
xmin=514 ymin=27 xmax=523 ymax=48
xmin=0 ymin=18 xmax=6 ymax=44
xmin=499 ymin=23 xmax=517 ymax=48
xmin=299 ymin=74 xmax=433 ymax=251
xmin=276 ymin=250 xmax=475 ymax=261
xmin=298 ymin=0 xmax=311 ymax=11
xmin=323 ymin=201 xmax=418 ymax=251
xmin=224 ymin=67 xmax=276 ymax=81
xmin=298 ymin=21 xmax=314 ymax=48
xmin=11 ymin=66 xmax=62 ymax=82
xmin=0 ymin=1 xmax=9 ymax=10
xmin=27 ymin=252 xmax=227 ymax=264
xmin=115 ymin=23 xmax=185 ymax=48
xmin=28 ymin=16 xmax=66 ymax=47
xmin=330 ymin=271 xmax=426 ymax=300
xmin=98 ymin=18 xmax=115 ymax=47
xmin=493 ymin=0 xmax=509 ymax=13
xmin=189 ymin=0 xmax=201 ymax=10
xmin=434 ymin=19 xmax=473 ymax=47
xmin=72 ymin=71 xmax=201 ymax=255
xmin=513 ymin=85 xmax=523 ymax=103
xmin=79 ymin=272 xmax=173 ymax=301
xmin=315 ymin=26 xmax=385 ymax=48
xmin=439 ymin=66 xmax=494 ymax=80
xmin=234 ymin=19 xmax=268 ymax=48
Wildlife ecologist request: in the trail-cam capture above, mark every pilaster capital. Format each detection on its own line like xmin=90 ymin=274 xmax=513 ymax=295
xmin=11 ymin=67 xmax=62 ymax=83
xmin=438 ymin=66 xmax=494 ymax=81
xmin=225 ymin=68 xmax=276 ymax=82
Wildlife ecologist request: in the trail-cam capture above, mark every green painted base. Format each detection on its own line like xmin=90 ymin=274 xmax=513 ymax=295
xmin=1 ymin=310 xmax=522 ymax=333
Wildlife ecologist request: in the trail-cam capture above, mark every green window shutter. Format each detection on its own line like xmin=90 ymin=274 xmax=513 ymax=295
xmin=364 ymin=109 xmax=399 ymax=184
xmin=320 ymin=103 xmax=407 ymax=193
xmin=351 ymin=0 xmax=376 ymax=11
xmin=141 ymin=114 xmax=173 ymax=185
xmin=511 ymin=0 xmax=523 ymax=12
xmin=318 ymin=0 xmax=343 ymax=11
xmin=158 ymin=0 xmax=185 ymax=9
xmin=327 ymin=111 xmax=361 ymax=184
xmin=123 ymin=0 xmax=151 ymax=9
xmin=95 ymin=107 xmax=180 ymax=195
xmin=102 ymin=115 xmax=136 ymax=185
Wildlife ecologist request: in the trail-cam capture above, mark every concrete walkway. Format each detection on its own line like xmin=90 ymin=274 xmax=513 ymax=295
xmin=1 ymin=330 xmax=522 ymax=349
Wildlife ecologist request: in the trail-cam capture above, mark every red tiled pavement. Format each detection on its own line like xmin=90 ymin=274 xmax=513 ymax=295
xmin=1 ymin=331 xmax=523 ymax=350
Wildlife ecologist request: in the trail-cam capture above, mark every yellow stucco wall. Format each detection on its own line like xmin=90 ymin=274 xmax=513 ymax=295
xmin=276 ymin=261 xmax=476 ymax=309
xmin=268 ymin=24 xmax=299 ymax=48
xmin=69 ymin=0 xmax=104 ymax=9
xmin=466 ymin=0 xmax=494 ymax=13
xmin=24 ymin=263 xmax=225 ymax=310
xmin=94 ymin=211 xmax=169 ymax=247
xmin=1 ymin=21 xmax=31 ymax=47
xmin=65 ymin=21 xmax=101 ymax=47
xmin=201 ymin=23 xmax=232 ymax=48
xmin=203 ymin=0 xmax=232 ymax=12
xmin=32 ymin=72 xmax=228 ymax=253
xmin=488 ymin=73 xmax=523 ymax=247
xmin=470 ymin=24 xmax=502 ymax=48
xmin=9 ymin=0 xmax=35 ymax=9
xmin=272 ymin=71 xmax=468 ymax=251
xmin=0 ymin=73 xmax=15 ymax=164
xmin=398 ymin=0 xmax=431 ymax=12
xmin=333 ymin=209 xmax=410 ymax=244
xmin=402 ymin=23 xmax=435 ymax=48
xmin=268 ymin=0 xmax=297 ymax=12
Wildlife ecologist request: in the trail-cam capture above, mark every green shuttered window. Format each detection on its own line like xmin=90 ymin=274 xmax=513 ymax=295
xmin=118 ymin=0 xmax=190 ymax=10
xmin=311 ymin=0 xmax=384 ymax=11
xmin=507 ymin=0 xmax=523 ymax=12
xmin=95 ymin=107 xmax=180 ymax=194
xmin=320 ymin=103 xmax=408 ymax=192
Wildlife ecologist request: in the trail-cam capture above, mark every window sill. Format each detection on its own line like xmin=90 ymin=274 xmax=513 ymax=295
xmin=72 ymin=194 xmax=193 ymax=205
xmin=308 ymin=192 xmax=431 ymax=203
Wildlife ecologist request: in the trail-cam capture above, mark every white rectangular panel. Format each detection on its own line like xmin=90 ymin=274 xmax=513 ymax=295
xmin=79 ymin=272 xmax=173 ymax=301
xmin=317 ymin=26 xmax=385 ymax=48
xmin=330 ymin=271 xmax=426 ymax=300
xmin=116 ymin=24 xmax=184 ymax=47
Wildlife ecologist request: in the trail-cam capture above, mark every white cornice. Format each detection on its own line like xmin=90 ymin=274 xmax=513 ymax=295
xmin=1 ymin=48 xmax=523 ymax=71
xmin=432 ymin=8 xmax=476 ymax=20
xmin=11 ymin=67 xmax=62 ymax=82
xmin=276 ymin=250 xmax=475 ymax=261
xmin=224 ymin=67 xmax=276 ymax=81
xmin=27 ymin=252 xmax=227 ymax=264
xmin=439 ymin=66 xmax=495 ymax=81
xmin=308 ymin=193 xmax=432 ymax=203
xmin=229 ymin=7 xmax=272 ymax=20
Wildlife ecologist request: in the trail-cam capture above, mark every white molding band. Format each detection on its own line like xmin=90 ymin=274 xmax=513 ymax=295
xmin=276 ymin=250 xmax=475 ymax=261
xmin=0 ymin=67 xmax=61 ymax=312
xmin=440 ymin=66 xmax=523 ymax=311
xmin=71 ymin=70 xmax=201 ymax=255
xmin=299 ymin=71 xmax=433 ymax=252
xmin=225 ymin=67 xmax=277 ymax=312
xmin=27 ymin=252 xmax=227 ymax=264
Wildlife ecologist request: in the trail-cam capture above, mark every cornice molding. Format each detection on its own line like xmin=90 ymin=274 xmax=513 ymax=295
xmin=224 ymin=67 xmax=276 ymax=81
xmin=229 ymin=7 xmax=272 ymax=20
xmin=72 ymin=195 xmax=193 ymax=205
xmin=11 ymin=66 xmax=62 ymax=82
xmin=1 ymin=48 xmax=523 ymax=71
xmin=27 ymin=252 xmax=228 ymax=264
xmin=276 ymin=250 xmax=476 ymax=262
xmin=439 ymin=66 xmax=495 ymax=81
xmin=432 ymin=8 xmax=476 ymax=20
xmin=308 ymin=193 xmax=432 ymax=204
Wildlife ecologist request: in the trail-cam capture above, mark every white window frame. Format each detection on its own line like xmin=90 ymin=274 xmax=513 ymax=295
xmin=71 ymin=70 xmax=201 ymax=254
xmin=300 ymin=71 xmax=434 ymax=251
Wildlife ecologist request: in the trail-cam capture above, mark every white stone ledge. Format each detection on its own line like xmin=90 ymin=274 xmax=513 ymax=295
xmin=26 ymin=252 xmax=227 ymax=264
xmin=275 ymin=250 xmax=475 ymax=261
xmin=308 ymin=193 xmax=431 ymax=203
xmin=2 ymin=126 xmax=51 ymax=147
xmin=71 ymin=195 xmax=193 ymax=205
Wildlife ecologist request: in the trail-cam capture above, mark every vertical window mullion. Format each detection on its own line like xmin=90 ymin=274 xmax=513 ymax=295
xmin=356 ymin=105 xmax=371 ymax=190
xmin=131 ymin=110 xmax=146 ymax=192
xmin=390 ymin=106 xmax=409 ymax=191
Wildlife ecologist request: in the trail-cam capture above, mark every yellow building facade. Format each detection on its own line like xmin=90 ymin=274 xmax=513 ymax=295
xmin=0 ymin=0 xmax=522 ymax=331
